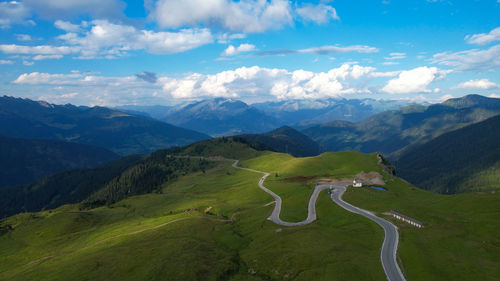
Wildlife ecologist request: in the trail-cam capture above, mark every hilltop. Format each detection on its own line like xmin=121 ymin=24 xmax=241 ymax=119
xmin=237 ymin=126 xmax=323 ymax=157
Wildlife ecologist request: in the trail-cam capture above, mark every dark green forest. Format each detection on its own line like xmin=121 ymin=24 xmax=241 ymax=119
xmin=396 ymin=114 xmax=500 ymax=193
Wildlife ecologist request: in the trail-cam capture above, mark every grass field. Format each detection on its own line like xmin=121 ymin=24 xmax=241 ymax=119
xmin=0 ymin=149 xmax=498 ymax=280
xmin=343 ymin=178 xmax=500 ymax=281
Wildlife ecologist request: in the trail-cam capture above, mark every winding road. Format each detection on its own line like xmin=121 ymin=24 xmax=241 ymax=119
xmin=232 ymin=160 xmax=406 ymax=281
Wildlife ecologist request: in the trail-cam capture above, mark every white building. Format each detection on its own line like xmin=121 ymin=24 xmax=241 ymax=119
xmin=353 ymin=179 xmax=363 ymax=187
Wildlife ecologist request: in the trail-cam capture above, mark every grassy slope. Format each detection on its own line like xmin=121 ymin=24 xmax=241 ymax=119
xmin=0 ymin=149 xmax=498 ymax=281
xmin=343 ymin=178 xmax=500 ymax=281
xmin=240 ymin=151 xmax=383 ymax=221
xmin=0 ymin=151 xmax=386 ymax=281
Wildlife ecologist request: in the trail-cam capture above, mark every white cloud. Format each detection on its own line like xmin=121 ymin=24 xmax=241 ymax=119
xmin=32 ymin=54 xmax=64 ymax=60
xmin=0 ymin=44 xmax=80 ymax=55
xmin=22 ymin=0 xmax=126 ymax=19
xmin=15 ymin=34 xmax=32 ymax=41
xmin=221 ymin=43 xmax=256 ymax=56
xmin=0 ymin=20 xmax=214 ymax=59
xmin=13 ymin=64 xmax=388 ymax=104
xmin=257 ymin=45 xmax=379 ymax=56
xmin=382 ymin=61 xmax=399 ymax=65
xmin=465 ymin=27 xmax=500 ymax=45
xmin=432 ymin=44 xmax=500 ymax=71
xmin=0 ymin=1 xmax=31 ymax=28
xmin=150 ymin=0 xmax=293 ymax=33
xmin=54 ymin=20 xmax=82 ymax=32
xmin=0 ymin=60 xmax=14 ymax=65
xmin=384 ymin=52 xmax=406 ymax=60
xmin=298 ymin=45 xmax=378 ymax=54
xmin=217 ymin=33 xmax=246 ymax=43
xmin=160 ymin=63 xmax=378 ymax=100
xmin=382 ymin=66 xmax=450 ymax=94
xmin=13 ymin=71 xmax=84 ymax=85
xmin=489 ymin=94 xmax=500 ymax=98
xmin=0 ymin=0 xmax=126 ymax=28
xmin=296 ymin=3 xmax=340 ymax=24
xmin=455 ymin=79 xmax=499 ymax=90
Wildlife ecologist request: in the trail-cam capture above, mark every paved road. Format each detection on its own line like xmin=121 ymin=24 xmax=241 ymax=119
xmin=232 ymin=160 xmax=334 ymax=226
xmin=232 ymin=159 xmax=406 ymax=281
xmin=326 ymin=184 xmax=407 ymax=281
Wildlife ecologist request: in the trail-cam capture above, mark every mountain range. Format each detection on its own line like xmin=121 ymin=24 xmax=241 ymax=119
xmin=302 ymin=95 xmax=500 ymax=159
xmin=253 ymin=98 xmax=412 ymax=127
xmin=161 ymin=98 xmax=281 ymax=136
xmin=117 ymin=97 xmax=411 ymax=137
xmin=0 ymin=96 xmax=209 ymax=155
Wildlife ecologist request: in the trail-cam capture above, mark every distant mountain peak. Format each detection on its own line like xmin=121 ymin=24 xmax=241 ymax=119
xmin=442 ymin=94 xmax=498 ymax=109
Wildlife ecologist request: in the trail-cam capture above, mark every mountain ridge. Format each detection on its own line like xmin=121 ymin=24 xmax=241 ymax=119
xmin=0 ymin=96 xmax=210 ymax=155
xmin=302 ymin=94 xmax=500 ymax=158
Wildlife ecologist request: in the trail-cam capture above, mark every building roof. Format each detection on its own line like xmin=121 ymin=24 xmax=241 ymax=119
xmin=389 ymin=210 xmax=426 ymax=226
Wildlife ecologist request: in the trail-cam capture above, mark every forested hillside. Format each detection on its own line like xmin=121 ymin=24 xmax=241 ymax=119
xmin=395 ymin=114 xmax=500 ymax=193
xmin=0 ymin=136 xmax=118 ymax=188
xmin=302 ymin=95 xmax=500 ymax=158
xmin=237 ymin=126 xmax=323 ymax=157
xmin=0 ymin=138 xmax=263 ymax=218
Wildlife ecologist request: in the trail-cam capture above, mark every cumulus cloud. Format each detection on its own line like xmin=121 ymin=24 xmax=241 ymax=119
xmin=465 ymin=27 xmax=500 ymax=45
xmin=221 ymin=43 xmax=256 ymax=56
xmin=296 ymin=3 xmax=340 ymax=24
xmin=150 ymin=0 xmax=293 ymax=33
xmin=382 ymin=66 xmax=450 ymax=94
xmin=257 ymin=44 xmax=378 ymax=56
xmin=455 ymin=78 xmax=499 ymax=90
xmin=156 ymin=63 xmax=379 ymax=100
xmin=432 ymin=44 xmax=500 ymax=71
xmin=0 ymin=20 xmax=213 ymax=59
xmin=13 ymin=64 xmax=398 ymax=105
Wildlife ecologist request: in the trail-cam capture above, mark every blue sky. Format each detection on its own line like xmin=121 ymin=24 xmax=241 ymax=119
xmin=0 ymin=0 xmax=499 ymax=106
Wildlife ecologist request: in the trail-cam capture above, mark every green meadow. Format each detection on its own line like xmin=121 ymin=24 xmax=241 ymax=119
xmin=0 ymin=148 xmax=498 ymax=280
